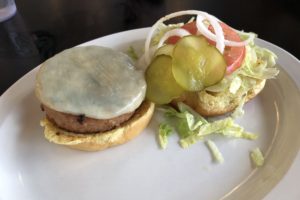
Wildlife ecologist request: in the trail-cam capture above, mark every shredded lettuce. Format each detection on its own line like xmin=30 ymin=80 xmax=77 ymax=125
xmin=127 ymin=46 xmax=139 ymax=61
xmin=231 ymin=95 xmax=246 ymax=118
xmin=180 ymin=134 xmax=203 ymax=149
xmin=206 ymin=140 xmax=224 ymax=163
xmin=151 ymin=23 xmax=183 ymax=46
xmin=180 ymin=117 xmax=257 ymax=148
xmin=229 ymin=76 xmax=242 ymax=94
xmin=158 ymin=123 xmax=173 ymax=149
xmin=239 ymin=32 xmax=257 ymax=42
xmin=159 ymin=103 xmax=257 ymax=149
xmin=205 ymin=78 xmax=230 ymax=93
xmin=239 ymin=45 xmax=279 ymax=80
xmin=242 ymin=132 xmax=259 ymax=140
xmin=161 ymin=105 xmax=182 ymax=117
xmin=177 ymin=102 xmax=208 ymax=124
xmin=206 ymin=39 xmax=278 ymax=95
xmin=250 ymin=147 xmax=264 ymax=167
xmin=204 ymin=41 xmax=279 ymax=121
xmin=157 ymin=103 xmax=259 ymax=165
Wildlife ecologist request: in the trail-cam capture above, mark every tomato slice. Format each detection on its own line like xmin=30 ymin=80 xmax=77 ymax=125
xmin=166 ymin=22 xmax=198 ymax=44
xmin=165 ymin=21 xmax=245 ymax=74
xmin=208 ymin=23 xmax=245 ymax=74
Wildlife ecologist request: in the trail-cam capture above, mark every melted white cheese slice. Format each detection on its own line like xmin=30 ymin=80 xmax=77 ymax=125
xmin=36 ymin=46 xmax=146 ymax=119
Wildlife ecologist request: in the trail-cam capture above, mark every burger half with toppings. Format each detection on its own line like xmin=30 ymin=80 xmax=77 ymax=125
xmin=143 ymin=10 xmax=278 ymax=116
xmin=35 ymin=46 xmax=154 ymax=151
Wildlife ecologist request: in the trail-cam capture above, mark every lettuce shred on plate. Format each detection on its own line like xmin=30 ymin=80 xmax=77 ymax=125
xmin=127 ymin=46 xmax=139 ymax=61
xmin=250 ymin=147 xmax=265 ymax=167
xmin=206 ymin=140 xmax=224 ymax=163
xmin=158 ymin=103 xmax=259 ymax=164
xmin=158 ymin=103 xmax=258 ymax=148
xmin=158 ymin=123 xmax=173 ymax=149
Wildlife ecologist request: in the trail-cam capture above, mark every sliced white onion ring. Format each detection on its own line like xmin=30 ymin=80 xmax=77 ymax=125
xmin=137 ymin=47 xmax=157 ymax=71
xmin=157 ymin=28 xmax=191 ymax=48
xmin=196 ymin=15 xmax=255 ymax=47
xmin=144 ymin=10 xmax=207 ymax=65
xmin=228 ymin=30 xmax=256 ymax=46
xmin=196 ymin=14 xmax=225 ymax=53
xmin=144 ymin=10 xmax=255 ymax=65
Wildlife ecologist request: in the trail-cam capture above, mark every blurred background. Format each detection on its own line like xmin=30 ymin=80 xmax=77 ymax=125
xmin=0 ymin=0 xmax=299 ymax=94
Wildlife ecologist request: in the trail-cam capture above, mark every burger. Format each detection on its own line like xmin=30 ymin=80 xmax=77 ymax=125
xmin=35 ymin=46 xmax=154 ymax=151
xmin=143 ymin=10 xmax=278 ymax=116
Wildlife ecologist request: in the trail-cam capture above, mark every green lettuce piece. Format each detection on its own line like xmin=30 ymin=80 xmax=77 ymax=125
xmin=151 ymin=22 xmax=183 ymax=46
xmin=205 ymin=40 xmax=278 ymax=94
xmin=127 ymin=46 xmax=139 ymax=61
xmin=220 ymin=126 xmax=258 ymax=140
xmin=160 ymin=106 xmax=181 ymax=117
xmin=177 ymin=102 xmax=208 ymax=124
xmin=231 ymin=95 xmax=246 ymax=118
xmin=159 ymin=103 xmax=257 ymax=149
xmin=158 ymin=123 xmax=173 ymax=149
xmin=205 ymin=78 xmax=231 ymax=93
xmin=180 ymin=117 xmax=258 ymax=148
xmin=242 ymin=132 xmax=258 ymax=140
xmin=206 ymin=140 xmax=224 ymax=163
xmin=159 ymin=103 xmax=207 ymax=132
xmin=176 ymin=111 xmax=204 ymax=140
xmin=229 ymin=76 xmax=242 ymax=94
xmin=240 ymin=45 xmax=279 ymax=80
xmin=175 ymin=103 xmax=208 ymax=141
xmin=180 ymin=134 xmax=203 ymax=149
xmin=198 ymin=118 xmax=235 ymax=136
xmin=250 ymin=147 xmax=264 ymax=167
xmin=239 ymin=32 xmax=257 ymax=42
xmin=158 ymin=104 xmax=206 ymax=147
xmin=180 ymin=112 xmax=203 ymax=132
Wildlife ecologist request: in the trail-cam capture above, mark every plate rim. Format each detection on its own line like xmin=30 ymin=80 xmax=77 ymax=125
xmin=1 ymin=28 xmax=300 ymax=200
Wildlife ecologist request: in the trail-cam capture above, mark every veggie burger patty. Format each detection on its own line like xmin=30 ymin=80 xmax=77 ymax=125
xmin=42 ymin=105 xmax=134 ymax=133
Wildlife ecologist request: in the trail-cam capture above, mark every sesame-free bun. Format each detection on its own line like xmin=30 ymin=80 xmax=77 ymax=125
xmin=172 ymin=80 xmax=265 ymax=117
xmin=40 ymin=101 xmax=154 ymax=151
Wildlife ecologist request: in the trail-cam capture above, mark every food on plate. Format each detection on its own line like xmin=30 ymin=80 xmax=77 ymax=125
xmin=250 ymin=147 xmax=265 ymax=167
xmin=35 ymin=46 xmax=154 ymax=151
xmin=205 ymin=140 xmax=224 ymax=163
xmin=143 ymin=10 xmax=279 ymax=116
xmin=134 ymin=10 xmax=278 ymax=165
xmin=158 ymin=102 xmax=258 ymax=149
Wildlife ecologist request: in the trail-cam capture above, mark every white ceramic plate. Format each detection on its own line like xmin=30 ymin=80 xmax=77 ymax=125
xmin=0 ymin=28 xmax=299 ymax=200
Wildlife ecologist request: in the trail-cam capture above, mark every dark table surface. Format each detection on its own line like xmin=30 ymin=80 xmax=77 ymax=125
xmin=0 ymin=0 xmax=299 ymax=95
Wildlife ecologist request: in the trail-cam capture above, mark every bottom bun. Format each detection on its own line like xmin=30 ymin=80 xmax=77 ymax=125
xmin=172 ymin=79 xmax=266 ymax=117
xmin=40 ymin=101 xmax=155 ymax=151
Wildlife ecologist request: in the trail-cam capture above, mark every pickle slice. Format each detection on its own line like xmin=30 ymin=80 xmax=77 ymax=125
xmin=172 ymin=35 xmax=226 ymax=91
xmin=146 ymin=55 xmax=184 ymax=104
xmin=154 ymin=44 xmax=174 ymax=57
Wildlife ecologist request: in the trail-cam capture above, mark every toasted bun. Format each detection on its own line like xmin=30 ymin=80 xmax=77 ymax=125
xmin=40 ymin=101 xmax=154 ymax=151
xmin=172 ymin=80 xmax=266 ymax=117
